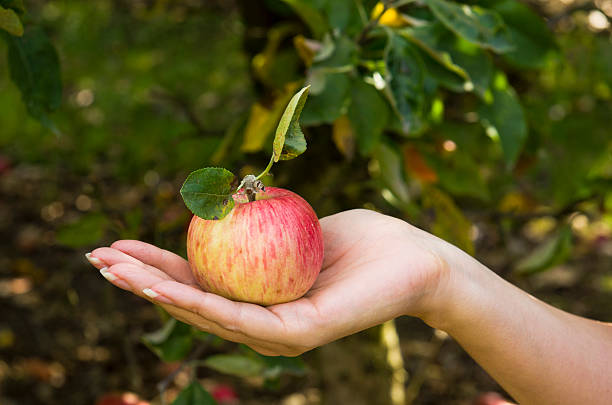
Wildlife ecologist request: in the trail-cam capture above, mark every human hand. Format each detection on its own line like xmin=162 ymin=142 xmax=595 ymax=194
xmin=87 ymin=209 xmax=448 ymax=356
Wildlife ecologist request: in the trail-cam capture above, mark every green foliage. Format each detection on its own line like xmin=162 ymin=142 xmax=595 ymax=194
xmin=423 ymin=0 xmax=513 ymax=53
xmin=5 ymin=26 xmax=62 ymax=133
xmin=478 ymin=74 xmax=527 ymax=167
xmin=172 ymin=381 xmax=217 ymax=405
xmin=203 ymin=354 xmax=266 ymax=377
xmin=180 ymin=168 xmax=236 ymax=220
xmin=515 ymin=225 xmax=573 ymax=275
xmin=273 ymin=85 xmax=309 ymax=161
xmin=142 ymin=318 xmax=196 ymax=363
xmin=347 ymin=79 xmax=389 ymax=155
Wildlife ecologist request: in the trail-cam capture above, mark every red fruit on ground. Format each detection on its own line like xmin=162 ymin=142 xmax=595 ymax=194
xmin=211 ymin=384 xmax=238 ymax=403
xmin=187 ymin=187 xmax=324 ymax=305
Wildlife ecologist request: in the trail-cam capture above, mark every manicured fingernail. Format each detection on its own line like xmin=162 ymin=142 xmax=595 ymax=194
xmin=143 ymin=288 xmax=173 ymax=304
xmin=99 ymin=267 xmax=130 ymax=289
xmin=85 ymin=252 xmax=105 ymax=268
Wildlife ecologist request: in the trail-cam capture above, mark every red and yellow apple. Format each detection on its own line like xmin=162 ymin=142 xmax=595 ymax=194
xmin=186 ymin=187 xmax=324 ymax=305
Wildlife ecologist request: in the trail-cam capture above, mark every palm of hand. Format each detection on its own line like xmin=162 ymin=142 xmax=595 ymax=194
xmin=90 ymin=209 xmax=444 ymax=356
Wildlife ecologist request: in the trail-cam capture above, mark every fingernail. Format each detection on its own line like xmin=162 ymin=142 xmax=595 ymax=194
xmin=85 ymin=252 xmax=105 ymax=268
xmin=143 ymin=288 xmax=173 ymax=304
xmin=100 ymin=267 xmax=130 ymax=289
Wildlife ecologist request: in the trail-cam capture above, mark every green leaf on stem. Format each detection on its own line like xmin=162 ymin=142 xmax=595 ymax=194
xmin=515 ymin=224 xmax=573 ymax=275
xmin=171 ymin=381 xmax=217 ymax=405
xmin=478 ymin=0 xmax=557 ymax=69
xmin=203 ymin=354 xmax=266 ymax=378
xmin=6 ymin=26 xmax=62 ymax=133
xmin=422 ymin=0 xmax=513 ymax=53
xmin=272 ymin=85 xmax=310 ymax=162
xmin=401 ymin=24 xmax=469 ymax=83
xmin=384 ymin=34 xmax=425 ymax=135
xmin=0 ymin=5 xmax=23 ymax=36
xmin=142 ymin=318 xmax=194 ymax=363
xmin=180 ymin=167 xmax=236 ymax=220
xmin=260 ymin=355 xmax=307 ymax=379
xmin=478 ymin=74 xmax=527 ymax=167
xmin=401 ymin=22 xmax=493 ymax=97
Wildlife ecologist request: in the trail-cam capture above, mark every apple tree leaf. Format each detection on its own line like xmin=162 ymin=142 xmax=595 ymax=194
xmin=478 ymin=75 xmax=527 ymax=168
xmin=515 ymin=225 xmax=573 ymax=275
xmin=180 ymin=167 xmax=236 ymax=220
xmin=203 ymin=354 xmax=266 ymax=378
xmin=142 ymin=318 xmax=194 ymax=363
xmin=171 ymin=381 xmax=217 ymax=405
xmin=0 ymin=5 xmax=23 ymax=36
xmin=272 ymin=85 xmax=310 ymax=162
xmin=347 ymin=79 xmax=389 ymax=156
xmin=6 ymin=26 xmax=62 ymax=133
xmin=422 ymin=0 xmax=514 ymax=53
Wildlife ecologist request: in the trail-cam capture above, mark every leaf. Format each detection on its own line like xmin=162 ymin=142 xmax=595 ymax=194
xmin=203 ymin=354 xmax=265 ymax=378
xmin=142 ymin=318 xmax=194 ymax=362
xmin=171 ymin=381 xmax=217 ymax=405
xmin=422 ymin=0 xmax=513 ymax=53
xmin=7 ymin=27 xmax=62 ymax=130
xmin=384 ymin=34 xmax=425 ymax=135
xmin=0 ymin=5 xmax=23 ymax=36
xmin=479 ymin=0 xmax=556 ymax=69
xmin=401 ymin=23 xmax=492 ymax=97
xmin=374 ymin=140 xmax=410 ymax=204
xmin=478 ymin=75 xmax=527 ymax=167
xmin=323 ymin=0 xmax=364 ymax=35
xmin=56 ymin=213 xmax=109 ymax=248
xmin=279 ymin=0 xmax=329 ymax=38
xmin=273 ymin=85 xmax=310 ymax=161
xmin=301 ymin=35 xmax=356 ymax=125
xmin=401 ymin=24 xmax=469 ymax=82
xmin=332 ymin=115 xmax=355 ymax=159
xmin=260 ymin=355 xmax=307 ymax=379
xmin=238 ymin=345 xmax=307 ymax=379
xmin=347 ymin=79 xmax=390 ymax=155
xmin=515 ymin=225 xmax=573 ymax=275
xmin=422 ymin=186 xmax=474 ymax=255
xmin=180 ymin=167 xmax=236 ymax=220
xmin=302 ymin=73 xmax=351 ymax=125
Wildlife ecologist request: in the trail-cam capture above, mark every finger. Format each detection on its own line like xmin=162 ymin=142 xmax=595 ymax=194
xmin=98 ymin=264 xmax=296 ymax=354
xmin=89 ymin=247 xmax=173 ymax=282
xmin=111 ymin=240 xmax=195 ymax=285
xmin=144 ymin=280 xmax=288 ymax=343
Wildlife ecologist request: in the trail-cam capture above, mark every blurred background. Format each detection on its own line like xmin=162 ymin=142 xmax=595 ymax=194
xmin=1 ymin=0 xmax=611 ymax=404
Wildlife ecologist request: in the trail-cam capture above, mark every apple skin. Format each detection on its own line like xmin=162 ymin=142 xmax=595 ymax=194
xmin=187 ymin=187 xmax=324 ymax=305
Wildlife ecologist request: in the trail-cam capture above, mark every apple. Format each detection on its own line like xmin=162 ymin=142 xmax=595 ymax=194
xmin=187 ymin=186 xmax=324 ymax=305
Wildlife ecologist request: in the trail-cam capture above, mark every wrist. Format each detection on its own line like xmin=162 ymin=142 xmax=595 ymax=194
xmin=413 ymin=237 xmax=491 ymax=332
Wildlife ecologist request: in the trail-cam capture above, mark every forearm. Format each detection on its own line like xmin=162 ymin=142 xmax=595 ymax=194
xmin=425 ymin=248 xmax=612 ymax=405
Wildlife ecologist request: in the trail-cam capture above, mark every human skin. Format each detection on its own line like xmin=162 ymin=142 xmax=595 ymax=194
xmin=88 ymin=209 xmax=612 ymax=405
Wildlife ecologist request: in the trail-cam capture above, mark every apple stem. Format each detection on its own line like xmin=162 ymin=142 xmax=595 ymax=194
xmin=255 ymin=154 xmax=275 ymax=181
xmin=238 ymin=174 xmax=265 ymax=202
